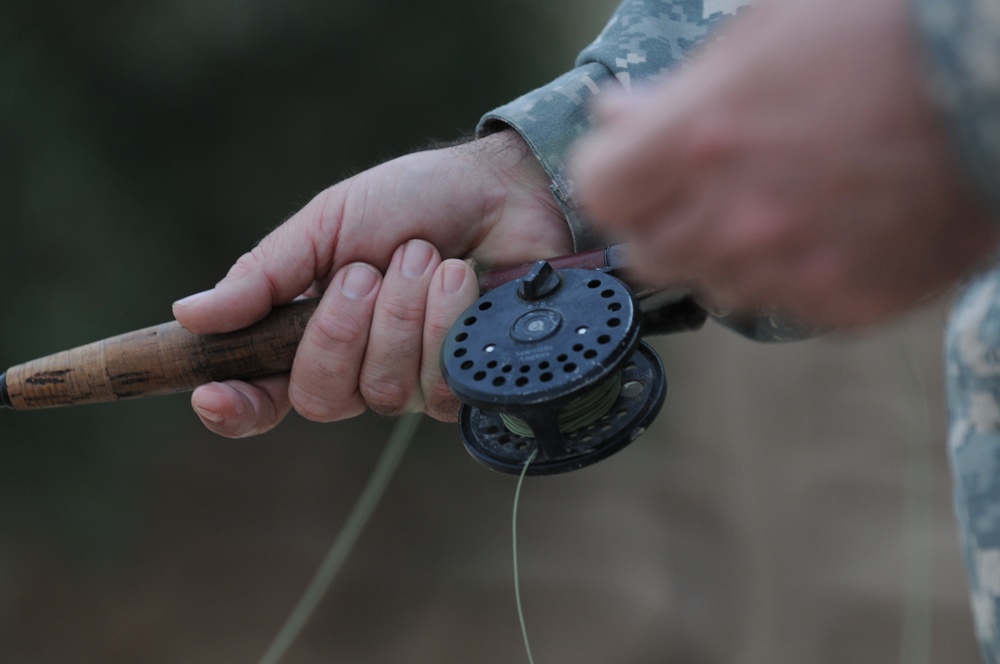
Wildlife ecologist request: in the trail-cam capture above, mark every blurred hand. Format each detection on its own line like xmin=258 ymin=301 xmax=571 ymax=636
xmin=571 ymin=0 xmax=998 ymax=326
xmin=173 ymin=130 xmax=570 ymax=437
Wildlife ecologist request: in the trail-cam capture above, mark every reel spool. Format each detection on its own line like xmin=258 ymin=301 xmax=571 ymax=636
xmin=441 ymin=261 xmax=666 ymax=475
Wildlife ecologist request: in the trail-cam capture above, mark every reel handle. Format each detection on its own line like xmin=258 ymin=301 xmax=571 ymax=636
xmin=476 ymin=246 xmax=621 ymax=292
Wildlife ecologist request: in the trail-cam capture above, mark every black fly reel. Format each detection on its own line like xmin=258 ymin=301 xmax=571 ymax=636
xmin=441 ymin=261 xmax=666 ymax=475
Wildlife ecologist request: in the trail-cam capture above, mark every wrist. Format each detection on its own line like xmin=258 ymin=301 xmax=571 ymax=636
xmin=462 ymin=127 xmax=557 ymax=217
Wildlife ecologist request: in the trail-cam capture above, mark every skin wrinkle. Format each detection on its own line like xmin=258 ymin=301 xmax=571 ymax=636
xmin=335 ymin=175 xmax=381 ymax=270
xmin=339 ymin=160 xmax=440 ymax=269
xmin=449 ymin=143 xmax=505 ymax=253
xmin=417 ymin=260 xmax=475 ymax=421
xmin=181 ymin=129 xmax=570 ymax=436
xmin=308 ymin=184 xmax=346 ymax=287
xmin=471 ymin=133 xmax=542 ymax=248
xmin=336 ymin=175 xmax=389 ymax=272
xmin=434 ymin=158 xmax=480 ymax=250
xmin=369 ymin=288 xmax=430 ymax=336
xmin=298 ymin=185 xmax=348 ymax=296
xmin=309 ymin=292 xmax=371 ymax=349
xmin=262 ymin=193 xmax=334 ymax=302
xmin=359 ymin=247 xmax=436 ymax=416
xmin=252 ymin=245 xmax=294 ymax=307
xmin=290 ymin=273 xmax=374 ymax=422
xmin=291 ymin=355 xmax=366 ymax=422
xmin=291 ymin=383 xmax=364 ymax=423
xmin=471 ymin=139 xmax=569 ymax=265
xmin=420 ymin=376 xmax=459 ymax=419
xmin=229 ymin=380 xmax=272 ymax=438
xmin=361 ymin=378 xmax=414 ymax=415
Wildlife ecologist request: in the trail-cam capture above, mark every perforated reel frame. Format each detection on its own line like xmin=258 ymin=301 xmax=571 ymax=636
xmin=458 ymin=341 xmax=665 ymax=474
xmin=441 ymin=265 xmax=667 ymax=475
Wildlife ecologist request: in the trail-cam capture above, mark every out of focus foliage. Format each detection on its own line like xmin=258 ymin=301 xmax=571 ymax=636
xmin=1 ymin=0 xmax=590 ymax=327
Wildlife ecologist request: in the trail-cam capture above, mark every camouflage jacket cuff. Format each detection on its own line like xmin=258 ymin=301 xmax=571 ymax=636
xmin=477 ymin=62 xmax=616 ymax=252
xmin=914 ymin=0 xmax=1000 ymax=216
xmin=476 ymin=1 xmax=745 ymax=250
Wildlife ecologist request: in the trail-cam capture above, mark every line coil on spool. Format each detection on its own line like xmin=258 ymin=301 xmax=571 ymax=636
xmin=441 ymin=261 xmax=666 ymax=475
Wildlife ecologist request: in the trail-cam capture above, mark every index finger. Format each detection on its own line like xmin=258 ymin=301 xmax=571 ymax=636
xmin=172 ymin=185 xmax=345 ymax=334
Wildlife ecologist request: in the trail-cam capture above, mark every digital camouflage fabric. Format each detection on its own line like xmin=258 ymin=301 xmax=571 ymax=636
xmin=483 ymin=1 xmax=1000 ymax=660
xmin=478 ymin=0 xmax=750 ymax=251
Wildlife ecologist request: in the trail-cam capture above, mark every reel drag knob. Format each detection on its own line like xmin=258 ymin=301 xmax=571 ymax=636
xmin=441 ymin=261 xmax=666 ymax=475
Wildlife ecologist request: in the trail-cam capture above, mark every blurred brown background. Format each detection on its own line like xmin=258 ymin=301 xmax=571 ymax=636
xmin=0 ymin=1 xmax=981 ymax=662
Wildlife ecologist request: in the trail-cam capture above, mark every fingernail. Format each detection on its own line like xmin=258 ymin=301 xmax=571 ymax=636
xmin=173 ymin=289 xmax=214 ymax=308
xmin=402 ymin=240 xmax=435 ymax=278
xmin=193 ymin=403 xmax=225 ymax=424
xmin=341 ymin=263 xmax=379 ymax=299
xmin=442 ymin=263 xmax=467 ymax=294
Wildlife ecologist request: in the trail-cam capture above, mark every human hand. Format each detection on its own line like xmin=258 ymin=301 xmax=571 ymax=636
xmin=173 ymin=130 xmax=571 ymax=437
xmin=571 ymin=0 xmax=998 ymax=326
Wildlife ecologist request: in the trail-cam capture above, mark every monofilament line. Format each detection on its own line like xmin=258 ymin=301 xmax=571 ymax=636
xmin=257 ymin=412 xmax=421 ymax=664
xmin=513 ymin=449 xmax=538 ymax=664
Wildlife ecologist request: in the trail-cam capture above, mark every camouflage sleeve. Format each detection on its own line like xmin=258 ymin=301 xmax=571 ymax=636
xmin=947 ymin=265 xmax=1000 ymax=664
xmin=914 ymin=0 xmax=1000 ymax=215
xmin=476 ymin=0 xmax=750 ymax=251
xmin=476 ymin=0 xmax=814 ymax=343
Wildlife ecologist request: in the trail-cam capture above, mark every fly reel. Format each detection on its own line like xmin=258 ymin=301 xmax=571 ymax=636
xmin=441 ymin=261 xmax=666 ymax=475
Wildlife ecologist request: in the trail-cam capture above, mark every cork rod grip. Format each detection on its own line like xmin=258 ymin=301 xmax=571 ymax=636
xmin=0 ymin=246 xmax=633 ymax=411
xmin=1 ymin=299 xmax=319 ymax=410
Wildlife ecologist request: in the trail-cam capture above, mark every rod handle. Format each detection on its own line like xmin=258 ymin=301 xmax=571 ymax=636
xmin=3 ymin=299 xmax=319 ymax=410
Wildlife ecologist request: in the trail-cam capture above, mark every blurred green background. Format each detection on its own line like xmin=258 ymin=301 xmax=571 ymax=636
xmin=0 ymin=1 xmax=984 ymax=662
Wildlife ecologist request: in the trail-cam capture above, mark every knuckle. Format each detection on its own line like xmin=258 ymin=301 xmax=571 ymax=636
xmin=223 ymin=245 xmax=286 ymax=303
xmin=424 ymin=384 xmax=461 ymax=423
xmin=290 ymin=384 xmax=364 ymax=423
xmin=310 ymin=311 xmax=368 ymax=349
xmin=305 ymin=187 xmax=344 ymax=270
xmin=680 ymin=112 xmax=739 ymax=167
xmin=226 ymin=250 xmax=263 ymax=281
xmin=367 ymin=403 xmax=413 ymax=419
xmin=423 ymin=313 xmax=458 ymax=343
xmin=360 ymin=372 xmax=414 ymax=415
xmin=378 ymin=293 xmax=426 ymax=332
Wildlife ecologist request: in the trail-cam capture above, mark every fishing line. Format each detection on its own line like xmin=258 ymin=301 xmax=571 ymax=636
xmin=513 ymin=449 xmax=538 ymax=664
xmin=257 ymin=412 xmax=421 ymax=664
xmin=499 ymin=372 xmax=623 ymax=438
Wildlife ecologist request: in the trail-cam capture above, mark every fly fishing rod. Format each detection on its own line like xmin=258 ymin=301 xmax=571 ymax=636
xmin=0 ymin=245 xmax=709 ymax=474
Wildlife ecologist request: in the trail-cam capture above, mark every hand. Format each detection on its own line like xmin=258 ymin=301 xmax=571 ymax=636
xmin=173 ymin=130 xmax=571 ymax=437
xmin=571 ymin=0 xmax=998 ymax=326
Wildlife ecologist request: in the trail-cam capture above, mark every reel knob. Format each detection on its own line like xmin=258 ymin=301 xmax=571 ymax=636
xmin=441 ymin=261 xmax=666 ymax=475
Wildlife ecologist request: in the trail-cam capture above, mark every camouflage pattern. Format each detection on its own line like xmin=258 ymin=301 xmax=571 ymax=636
xmin=483 ymin=2 xmax=1000 ymax=657
xmin=947 ymin=265 xmax=1000 ymax=664
xmin=477 ymin=0 xmax=750 ymax=251
xmin=478 ymin=0 xmax=809 ymax=345
xmin=915 ymin=0 xmax=1000 ymax=214
xmin=918 ymin=0 xmax=1000 ymax=660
